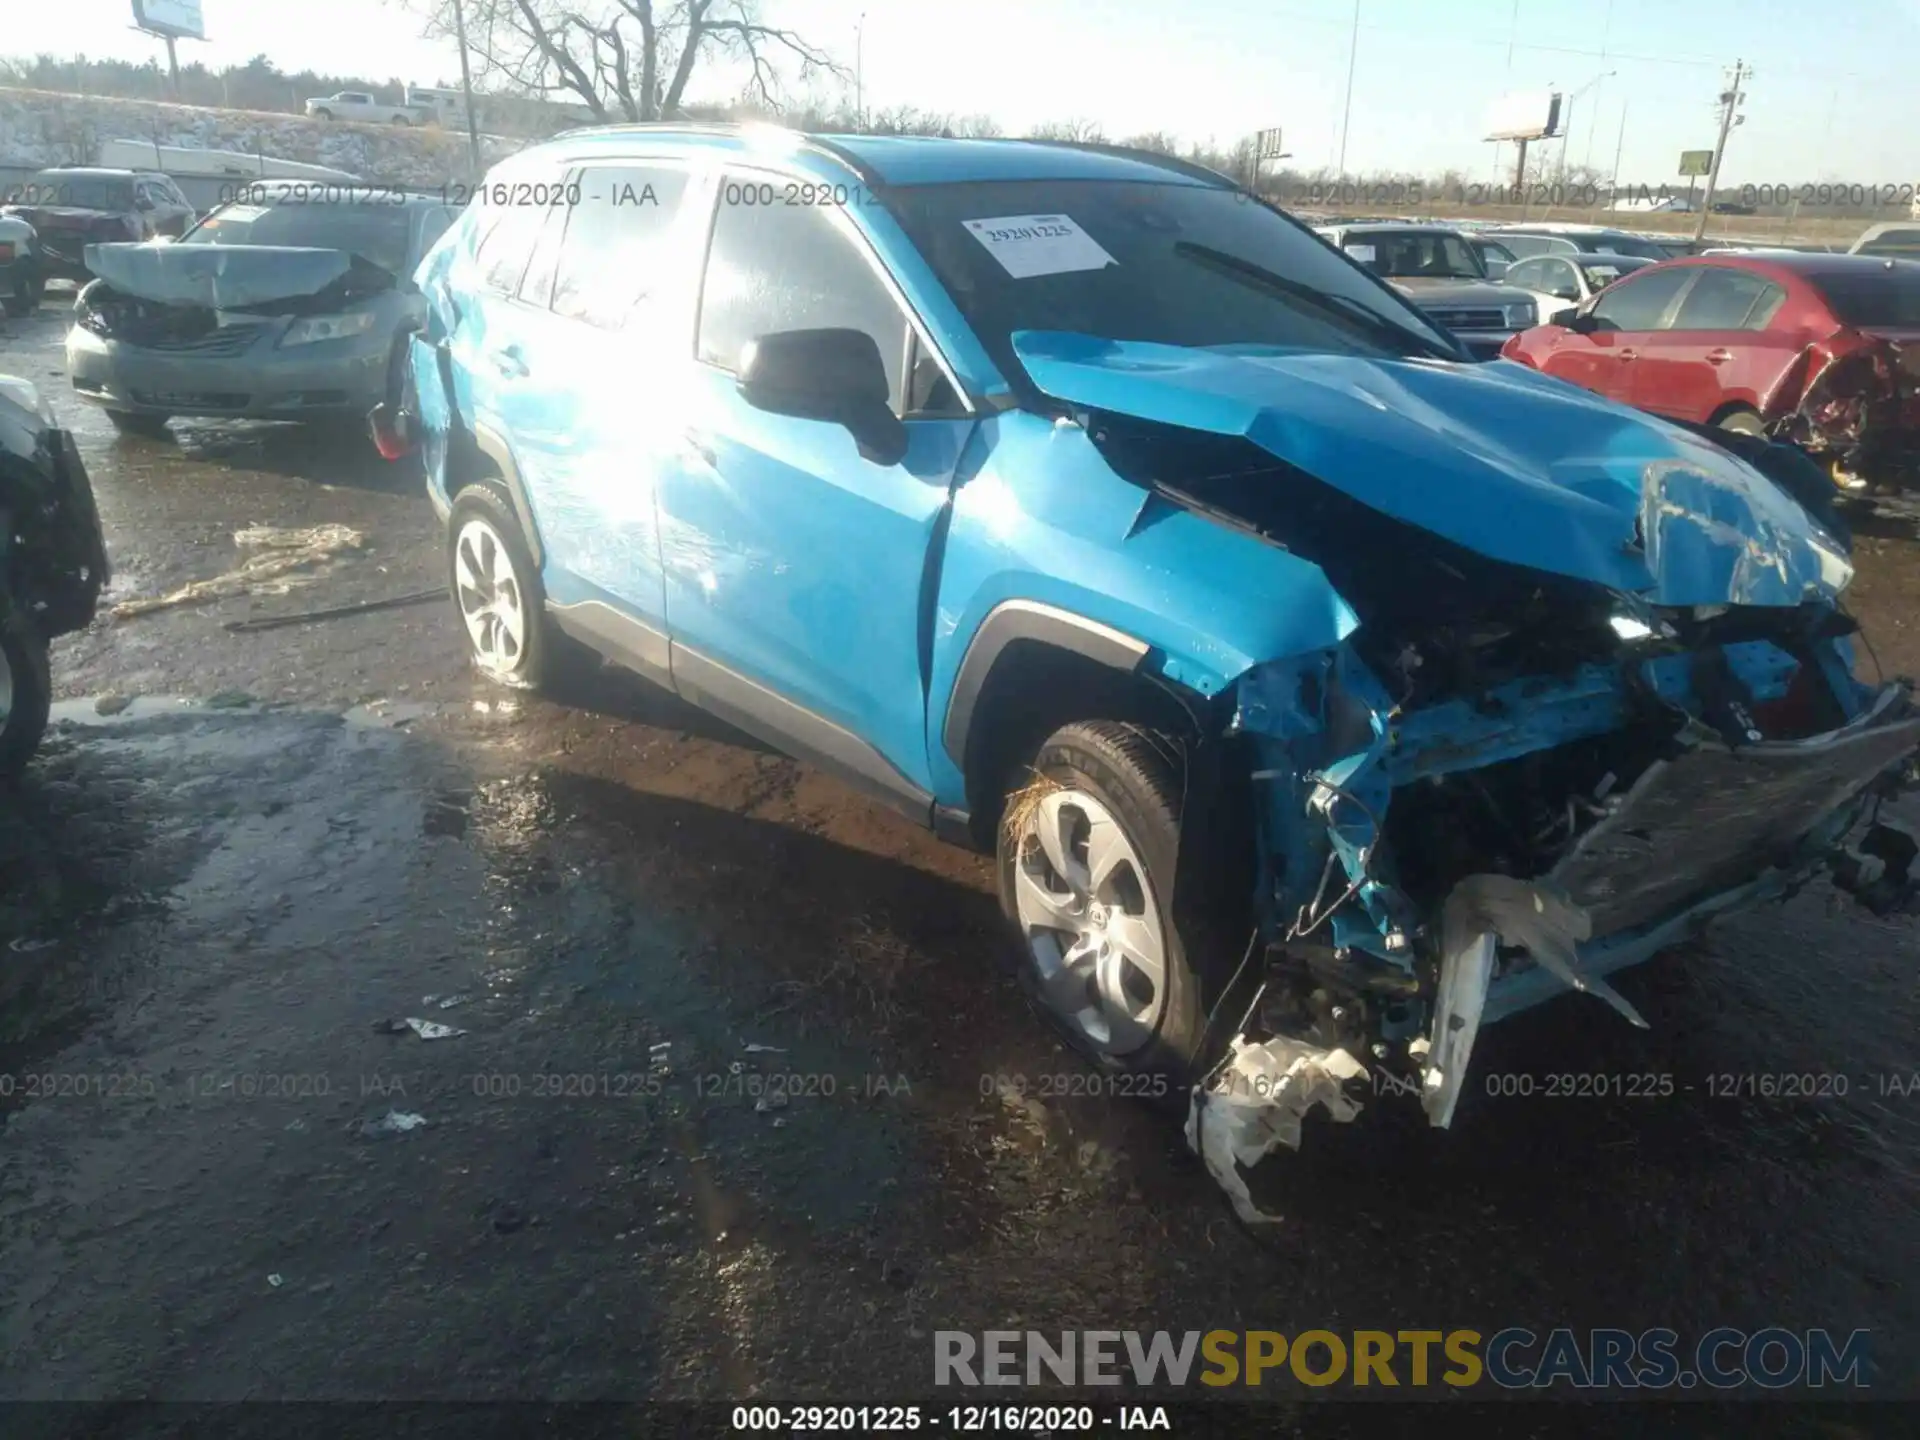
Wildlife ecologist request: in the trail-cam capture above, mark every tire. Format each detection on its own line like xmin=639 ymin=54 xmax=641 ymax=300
xmin=446 ymin=485 xmax=548 ymax=690
xmin=313 ymin=109 xmax=333 ymax=121
xmin=104 ymin=409 xmax=171 ymax=437
xmin=1715 ymin=407 xmax=1767 ymax=438
xmin=996 ymin=720 xmax=1214 ymax=1083
xmin=0 ymin=607 xmax=52 ymax=780
xmin=390 ymin=115 xmax=412 ymax=126
xmin=3 ymin=270 xmax=39 ymax=318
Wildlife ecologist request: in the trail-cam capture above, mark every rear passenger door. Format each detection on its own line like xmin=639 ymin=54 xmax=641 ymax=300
xmin=658 ymin=172 xmax=975 ymax=808
xmin=446 ymin=185 xmax=574 ymax=537
xmin=509 ymin=160 xmax=695 ymax=663
xmin=1625 ymin=266 xmax=1790 ymax=422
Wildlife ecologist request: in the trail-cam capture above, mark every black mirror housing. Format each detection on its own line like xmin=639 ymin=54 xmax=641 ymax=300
xmin=1551 ymin=308 xmax=1596 ymax=332
xmin=738 ymin=327 xmax=908 ymax=467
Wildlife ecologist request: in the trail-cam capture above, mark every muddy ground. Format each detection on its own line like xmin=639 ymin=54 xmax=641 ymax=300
xmin=2 ymin=299 xmax=1919 ymax=1418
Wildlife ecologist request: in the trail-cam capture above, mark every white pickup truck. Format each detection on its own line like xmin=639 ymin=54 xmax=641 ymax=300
xmin=304 ymin=92 xmax=423 ymax=125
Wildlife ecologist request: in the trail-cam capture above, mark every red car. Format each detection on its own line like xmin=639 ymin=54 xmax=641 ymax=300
xmin=1501 ymin=253 xmax=1920 ymax=492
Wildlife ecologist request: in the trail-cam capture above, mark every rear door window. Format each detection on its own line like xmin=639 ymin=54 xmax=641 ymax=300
xmin=1671 ymin=267 xmax=1785 ymax=329
xmin=1588 ymin=266 xmax=1693 ymax=331
xmin=474 ymin=199 xmax=551 ymax=296
xmin=696 ymin=176 xmax=910 ymax=409
xmin=550 ymin=163 xmax=692 ymax=328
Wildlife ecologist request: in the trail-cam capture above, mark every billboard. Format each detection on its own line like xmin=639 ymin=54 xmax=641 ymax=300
xmin=1678 ymin=149 xmax=1715 ymax=177
xmin=1254 ymin=127 xmax=1287 ymax=160
xmin=1482 ymin=89 xmax=1562 ymax=142
xmin=132 ymin=0 xmax=206 ymax=40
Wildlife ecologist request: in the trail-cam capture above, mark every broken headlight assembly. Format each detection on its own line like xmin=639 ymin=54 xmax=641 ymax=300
xmin=279 ymin=310 xmax=379 ymax=347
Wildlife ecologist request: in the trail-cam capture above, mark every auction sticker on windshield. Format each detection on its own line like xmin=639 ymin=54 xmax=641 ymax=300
xmin=963 ymin=214 xmax=1116 ymax=278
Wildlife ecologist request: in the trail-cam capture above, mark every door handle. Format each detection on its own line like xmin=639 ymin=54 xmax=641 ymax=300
xmin=1617 ymin=347 xmax=1638 ymax=361
xmin=489 ymin=345 xmax=528 ymax=379
xmin=683 ymin=430 xmax=717 ymax=467
xmin=1705 ymin=348 xmax=1734 ymax=364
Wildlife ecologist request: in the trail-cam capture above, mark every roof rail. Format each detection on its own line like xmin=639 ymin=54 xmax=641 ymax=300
xmin=1025 ymin=139 xmax=1242 ymax=189
xmin=539 ymin=118 xmax=883 ymax=188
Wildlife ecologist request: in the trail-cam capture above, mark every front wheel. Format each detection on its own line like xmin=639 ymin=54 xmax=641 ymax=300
xmin=996 ymin=720 xmax=1214 ymax=1082
xmin=0 ymin=607 xmax=52 ymax=779
xmin=447 ymin=486 xmax=548 ymax=690
xmin=3 ymin=269 xmax=41 ymax=317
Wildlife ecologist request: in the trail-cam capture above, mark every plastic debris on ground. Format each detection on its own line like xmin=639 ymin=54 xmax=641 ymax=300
xmin=743 ymin=1042 xmax=786 ymax=1054
xmin=1185 ymin=1034 xmax=1366 ymax=1226
xmin=359 ymin=1110 xmax=428 ymax=1138
xmin=755 ymin=1090 xmax=789 ymax=1113
xmin=109 ymin=524 xmax=366 ymax=619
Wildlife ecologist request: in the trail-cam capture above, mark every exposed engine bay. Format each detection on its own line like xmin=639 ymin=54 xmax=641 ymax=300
xmin=1087 ymin=412 xmax=1920 ymax=1223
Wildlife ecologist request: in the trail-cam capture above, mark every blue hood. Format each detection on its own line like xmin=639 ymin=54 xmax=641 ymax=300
xmin=1012 ymin=332 xmax=1852 ymax=609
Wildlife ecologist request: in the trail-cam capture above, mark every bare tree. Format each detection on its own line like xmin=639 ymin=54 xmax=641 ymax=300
xmin=408 ymin=0 xmax=845 ymax=123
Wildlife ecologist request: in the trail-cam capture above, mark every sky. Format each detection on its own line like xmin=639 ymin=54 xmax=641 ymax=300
xmin=5 ymin=0 xmax=1919 ymax=188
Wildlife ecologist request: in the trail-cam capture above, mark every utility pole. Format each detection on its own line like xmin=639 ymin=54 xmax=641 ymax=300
xmin=1335 ymin=0 xmax=1359 ymax=180
xmin=164 ymin=35 xmax=180 ymax=98
xmin=451 ymin=0 xmax=483 ymax=179
xmin=855 ymin=12 xmax=866 ymax=129
xmin=1603 ymin=98 xmax=1628 ymax=214
xmin=1692 ymin=58 xmax=1747 ymax=244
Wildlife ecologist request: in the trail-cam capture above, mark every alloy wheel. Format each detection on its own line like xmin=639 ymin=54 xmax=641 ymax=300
xmin=1010 ymin=788 xmax=1169 ymax=1057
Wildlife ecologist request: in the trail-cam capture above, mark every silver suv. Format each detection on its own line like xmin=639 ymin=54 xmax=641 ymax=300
xmin=1314 ymin=222 xmax=1537 ymax=358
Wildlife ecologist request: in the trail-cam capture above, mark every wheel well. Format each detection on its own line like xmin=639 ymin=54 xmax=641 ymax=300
xmin=960 ymin=640 xmax=1204 ymax=848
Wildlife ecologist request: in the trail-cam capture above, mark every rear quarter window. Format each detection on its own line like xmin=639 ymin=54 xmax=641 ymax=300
xmin=1815 ymin=266 xmax=1920 ymax=327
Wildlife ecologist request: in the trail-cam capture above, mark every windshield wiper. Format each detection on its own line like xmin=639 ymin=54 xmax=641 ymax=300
xmin=1172 ymin=241 xmax=1460 ymax=360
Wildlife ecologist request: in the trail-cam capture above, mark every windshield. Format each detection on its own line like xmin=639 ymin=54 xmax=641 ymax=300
xmin=1581 ymin=233 xmax=1674 ymax=261
xmin=885 ymin=179 xmax=1460 ymax=381
xmin=1813 ymin=265 xmax=1920 ymax=328
xmin=20 ymin=172 xmax=133 ymax=210
xmin=180 ymin=197 xmax=425 ymax=275
xmin=1344 ymin=230 xmax=1487 ymax=280
xmin=1576 ymin=256 xmax=1651 ymax=288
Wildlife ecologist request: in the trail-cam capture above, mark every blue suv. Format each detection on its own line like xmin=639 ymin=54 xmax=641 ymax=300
xmin=404 ymin=127 xmax=1916 ymax=1156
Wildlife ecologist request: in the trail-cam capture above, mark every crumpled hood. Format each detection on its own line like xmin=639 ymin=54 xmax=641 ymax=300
xmin=81 ymin=243 xmax=392 ymax=310
xmin=1012 ymin=331 xmax=1853 ymax=608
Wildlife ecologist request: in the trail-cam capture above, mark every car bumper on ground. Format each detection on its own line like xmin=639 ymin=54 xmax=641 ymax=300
xmin=65 ymin=323 xmax=391 ymax=420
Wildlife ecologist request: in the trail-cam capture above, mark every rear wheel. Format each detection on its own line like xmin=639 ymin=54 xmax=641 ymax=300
xmin=1715 ymin=407 xmax=1767 ymax=438
xmin=313 ymin=109 xmax=333 ymax=121
xmin=447 ymin=485 xmax=548 ymax=690
xmin=996 ymin=720 xmax=1213 ymax=1083
xmin=0 ymin=608 xmax=52 ymax=780
xmin=3 ymin=268 xmax=41 ymax=317
xmin=104 ymin=409 xmax=170 ymax=437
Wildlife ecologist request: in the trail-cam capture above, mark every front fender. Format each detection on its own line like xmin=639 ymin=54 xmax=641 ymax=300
xmin=925 ymin=409 xmax=1358 ymax=804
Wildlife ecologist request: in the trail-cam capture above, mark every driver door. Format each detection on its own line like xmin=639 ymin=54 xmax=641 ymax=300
xmin=657 ymin=172 xmax=976 ymax=810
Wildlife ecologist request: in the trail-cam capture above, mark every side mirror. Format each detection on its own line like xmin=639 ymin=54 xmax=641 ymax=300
xmin=1484 ymin=259 xmax=1509 ymax=280
xmin=1552 ymin=309 xmax=1597 ymax=333
xmin=738 ymin=327 xmax=908 ymax=467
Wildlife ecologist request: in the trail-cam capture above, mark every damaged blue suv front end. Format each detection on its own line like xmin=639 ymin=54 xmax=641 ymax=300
xmin=990 ymin=326 xmax=1917 ymax=1214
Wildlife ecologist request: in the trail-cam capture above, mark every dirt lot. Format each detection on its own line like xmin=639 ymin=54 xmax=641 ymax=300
xmin=2 ymin=298 xmax=1919 ymax=1420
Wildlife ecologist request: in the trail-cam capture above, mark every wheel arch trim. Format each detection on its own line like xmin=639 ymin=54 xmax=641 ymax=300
xmin=941 ymin=599 xmax=1151 ymax=769
xmin=468 ymin=421 xmax=545 ymax=568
